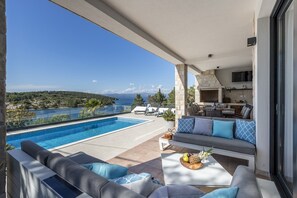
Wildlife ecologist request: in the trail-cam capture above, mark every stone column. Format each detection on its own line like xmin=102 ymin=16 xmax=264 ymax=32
xmin=218 ymin=88 xmax=223 ymax=103
xmin=0 ymin=0 xmax=6 ymax=197
xmin=194 ymin=75 xmax=200 ymax=103
xmin=175 ymin=64 xmax=187 ymax=125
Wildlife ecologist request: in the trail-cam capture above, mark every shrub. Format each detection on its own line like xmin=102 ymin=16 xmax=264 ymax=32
xmin=163 ymin=110 xmax=175 ymax=122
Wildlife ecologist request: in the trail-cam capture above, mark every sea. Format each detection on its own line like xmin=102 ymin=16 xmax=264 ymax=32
xmin=31 ymin=94 xmax=149 ymax=120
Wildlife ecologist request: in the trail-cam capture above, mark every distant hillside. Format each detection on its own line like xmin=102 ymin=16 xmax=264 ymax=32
xmin=6 ymin=91 xmax=117 ymax=110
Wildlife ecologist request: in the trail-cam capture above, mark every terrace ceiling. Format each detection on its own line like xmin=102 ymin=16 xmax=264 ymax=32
xmin=51 ymin=0 xmax=257 ymax=73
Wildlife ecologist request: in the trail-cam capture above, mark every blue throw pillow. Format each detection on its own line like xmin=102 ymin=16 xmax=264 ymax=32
xmin=212 ymin=120 xmax=234 ymax=139
xmin=201 ymin=187 xmax=239 ymax=198
xmin=82 ymin=163 xmax=128 ymax=179
xmin=111 ymin=173 xmax=151 ymax=184
xmin=177 ymin=118 xmax=194 ymax=133
xmin=193 ymin=118 xmax=213 ymax=136
xmin=235 ymin=119 xmax=256 ymax=145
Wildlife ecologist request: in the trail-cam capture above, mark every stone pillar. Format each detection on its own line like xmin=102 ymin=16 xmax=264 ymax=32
xmin=194 ymin=75 xmax=200 ymax=103
xmin=0 ymin=0 xmax=6 ymax=197
xmin=175 ymin=64 xmax=187 ymax=125
xmin=218 ymin=88 xmax=223 ymax=103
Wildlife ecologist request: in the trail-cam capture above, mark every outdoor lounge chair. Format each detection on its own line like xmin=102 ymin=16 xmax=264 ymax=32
xmin=133 ymin=104 xmax=151 ymax=114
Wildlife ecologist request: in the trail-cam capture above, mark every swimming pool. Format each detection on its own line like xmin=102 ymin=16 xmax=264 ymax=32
xmin=7 ymin=117 xmax=146 ymax=149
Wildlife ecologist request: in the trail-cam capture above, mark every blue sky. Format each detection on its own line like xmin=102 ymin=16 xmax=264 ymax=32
xmin=6 ymin=0 xmax=195 ymax=94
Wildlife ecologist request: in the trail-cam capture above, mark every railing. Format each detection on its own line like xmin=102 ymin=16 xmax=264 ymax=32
xmin=6 ymin=105 xmax=132 ymax=131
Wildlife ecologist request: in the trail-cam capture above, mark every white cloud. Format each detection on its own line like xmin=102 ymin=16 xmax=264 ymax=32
xmin=92 ymin=80 xmax=98 ymax=83
xmin=129 ymin=82 xmax=135 ymax=86
xmin=157 ymin=84 xmax=162 ymax=89
xmin=7 ymin=84 xmax=58 ymax=92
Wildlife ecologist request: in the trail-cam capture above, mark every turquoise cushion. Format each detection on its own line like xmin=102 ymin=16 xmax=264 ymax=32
xmin=201 ymin=187 xmax=239 ymax=198
xmin=212 ymin=120 xmax=234 ymax=139
xmin=177 ymin=118 xmax=194 ymax=133
xmin=235 ymin=119 xmax=256 ymax=145
xmin=82 ymin=163 xmax=128 ymax=179
xmin=111 ymin=173 xmax=151 ymax=184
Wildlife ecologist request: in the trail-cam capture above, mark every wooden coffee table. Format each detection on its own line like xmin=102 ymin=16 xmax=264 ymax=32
xmin=161 ymin=153 xmax=232 ymax=187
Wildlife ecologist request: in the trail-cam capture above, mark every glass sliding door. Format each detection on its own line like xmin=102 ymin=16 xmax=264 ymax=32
xmin=272 ymin=0 xmax=296 ymax=197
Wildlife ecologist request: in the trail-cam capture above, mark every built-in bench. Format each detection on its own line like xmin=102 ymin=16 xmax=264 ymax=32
xmin=159 ymin=116 xmax=256 ymax=170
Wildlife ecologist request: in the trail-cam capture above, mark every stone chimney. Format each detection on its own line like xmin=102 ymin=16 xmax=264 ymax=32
xmin=195 ymin=70 xmax=224 ymax=103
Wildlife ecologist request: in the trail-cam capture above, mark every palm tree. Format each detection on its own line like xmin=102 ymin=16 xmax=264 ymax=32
xmin=0 ymin=0 xmax=6 ymax=196
xmin=85 ymin=98 xmax=104 ymax=116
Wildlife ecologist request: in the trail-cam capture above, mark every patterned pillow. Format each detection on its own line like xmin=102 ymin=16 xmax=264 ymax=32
xmin=111 ymin=173 xmax=151 ymax=184
xmin=235 ymin=119 xmax=256 ymax=145
xmin=177 ymin=118 xmax=194 ymax=133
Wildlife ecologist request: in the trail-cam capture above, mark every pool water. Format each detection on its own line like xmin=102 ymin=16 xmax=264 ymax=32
xmin=7 ymin=117 xmax=145 ymax=149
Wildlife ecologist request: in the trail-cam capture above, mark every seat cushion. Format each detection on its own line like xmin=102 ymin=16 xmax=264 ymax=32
xmin=173 ymin=133 xmax=256 ymax=155
xmin=177 ymin=118 xmax=194 ymax=133
xmin=67 ymin=152 xmax=106 ymax=164
xmin=120 ymin=176 xmax=162 ymax=197
xmin=235 ymin=119 xmax=256 ymax=145
xmin=231 ymin=166 xmax=262 ymax=198
xmin=212 ymin=120 xmax=234 ymax=139
xmin=193 ymin=118 xmax=213 ymax=136
xmin=149 ymin=185 xmax=205 ymax=198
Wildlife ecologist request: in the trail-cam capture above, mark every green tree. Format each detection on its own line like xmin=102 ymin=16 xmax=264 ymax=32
xmin=132 ymin=94 xmax=145 ymax=108
xmin=167 ymin=88 xmax=175 ymax=107
xmin=6 ymin=107 xmax=36 ymax=129
xmin=187 ymin=86 xmax=195 ymax=105
xmin=149 ymin=89 xmax=166 ymax=107
xmin=85 ymin=98 xmax=104 ymax=115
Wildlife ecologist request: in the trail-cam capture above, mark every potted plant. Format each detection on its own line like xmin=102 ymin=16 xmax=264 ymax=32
xmin=163 ymin=109 xmax=175 ymax=130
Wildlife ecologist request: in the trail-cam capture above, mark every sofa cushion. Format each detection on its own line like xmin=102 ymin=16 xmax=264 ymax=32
xmin=21 ymin=140 xmax=51 ymax=165
xmin=193 ymin=118 xmax=213 ymax=136
xmin=100 ymin=180 xmax=144 ymax=198
xmin=173 ymin=133 xmax=256 ymax=155
xmin=149 ymin=185 xmax=205 ymax=198
xmin=201 ymin=187 xmax=238 ymax=198
xmin=177 ymin=118 xmax=194 ymax=133
xmin=67 ymin=152 xmax=106 ymax=164
xmin=235 ymin=119 xmax=256 ymax=145
xmin=47 ymin=152 xmax=109 ymax=198
xmin=213 ymin=120 xmax=234 ymax=139
xmin=82 ymin=163 xmax=128 ymax=179
xmin=231 ymin=166 xmax=262 ymax=198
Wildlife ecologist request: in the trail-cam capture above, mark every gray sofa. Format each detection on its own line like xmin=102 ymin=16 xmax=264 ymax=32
xmin=160 ymin=116 xmax=256 ymax=170
xmin=7 ymin=140 xmax=261 ymax=198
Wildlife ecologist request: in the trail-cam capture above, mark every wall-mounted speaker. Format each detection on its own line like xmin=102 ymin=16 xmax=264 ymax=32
xmin=247 ymin=37 xmax=257 ymax=47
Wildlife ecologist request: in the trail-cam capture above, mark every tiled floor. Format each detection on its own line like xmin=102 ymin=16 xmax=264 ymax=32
xmin=108 ymin=134 xmax=248 ymax=192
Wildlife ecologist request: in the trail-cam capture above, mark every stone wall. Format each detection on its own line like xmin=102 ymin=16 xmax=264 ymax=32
xmin=175 ymin=64 xmax=187 ymax=124
xmin=0 ymin=0 xmax=6 ymax=197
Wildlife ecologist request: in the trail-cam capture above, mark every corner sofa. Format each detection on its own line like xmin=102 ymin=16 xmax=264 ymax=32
xmin=160 ymin=116 xmax=256 ymax=170
xmin=7 ymin=140 xmax=261 ymax=198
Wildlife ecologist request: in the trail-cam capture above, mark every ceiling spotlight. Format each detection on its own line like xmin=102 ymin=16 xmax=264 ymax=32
xmin=208 ymin=54 xmax=213 ymax=58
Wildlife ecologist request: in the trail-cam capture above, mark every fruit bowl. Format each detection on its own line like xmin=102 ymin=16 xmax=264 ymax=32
xmin=179 ymin=157 xmax=203 ymax=170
